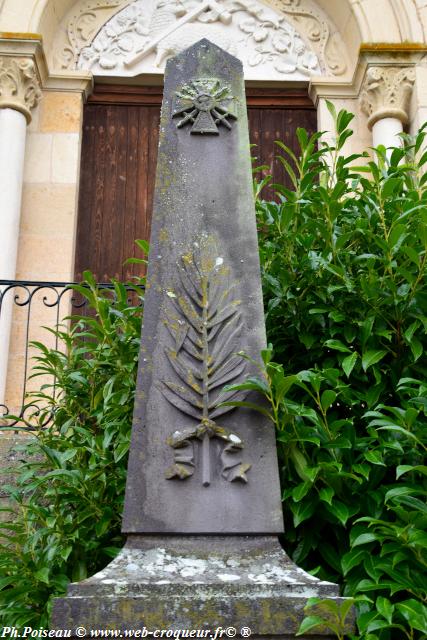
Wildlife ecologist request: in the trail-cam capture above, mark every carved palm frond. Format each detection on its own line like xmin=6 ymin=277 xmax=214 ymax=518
xmin=161 ymin=236 xmax=247 ymax=421
xmin=160 ymin=236 xmax=251 ymax=485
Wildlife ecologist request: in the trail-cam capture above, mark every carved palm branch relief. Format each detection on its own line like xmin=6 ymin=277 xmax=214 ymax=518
xmin=160 ymin=235 xmax=251 ymax=486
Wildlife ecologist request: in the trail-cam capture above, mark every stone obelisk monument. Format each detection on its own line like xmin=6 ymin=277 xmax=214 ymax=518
xmin=52 ymin=40 xmax=349 ymax=638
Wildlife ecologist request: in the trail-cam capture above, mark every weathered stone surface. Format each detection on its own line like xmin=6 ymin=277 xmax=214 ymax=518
xmin=122 ymin=39 xmax=283 ymax=535
xmin=52 ymin=536 xmax=352 ymax=638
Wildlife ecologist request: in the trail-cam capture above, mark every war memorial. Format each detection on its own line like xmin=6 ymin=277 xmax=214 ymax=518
xmin=51 ymin=39 xmax=349 ymax=638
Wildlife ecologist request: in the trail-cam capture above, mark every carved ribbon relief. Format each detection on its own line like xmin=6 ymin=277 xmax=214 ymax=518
xmin=160 ymin=236 xmax=251 ymax=486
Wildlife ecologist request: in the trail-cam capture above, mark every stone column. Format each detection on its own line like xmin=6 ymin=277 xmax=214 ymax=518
xmin=360 ymin=66 xmax=415 ymax=149
xmin=0 ymin=56 xmax=41 ymax=407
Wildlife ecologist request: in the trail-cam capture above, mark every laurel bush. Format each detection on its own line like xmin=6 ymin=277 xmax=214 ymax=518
xmin=0 ymin=272 xmax=144 ymax=626
xmin=229 ymin=105 xmax=427 ymax=639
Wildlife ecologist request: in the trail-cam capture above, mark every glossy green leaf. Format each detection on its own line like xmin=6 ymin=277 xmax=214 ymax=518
xmin=396 ymin=465 xmax=427 ymax=479
xmin=342 ymin=352 xmax=358 ymax=378
xmin=410 ymin=337 xmax=423 ymax=362
xmin=321 ymin=389 xmax=337 ymax=411
xmin=376 ymin=596 xmax=394 ymax=624
xmin=362 ymin=350 xmax=388 ymax=372
xmin=341 ymin=549 xmax=367 ymax=575
xmin=324 ymin=339 xmax=352 ymax=353
xmin=34 ymin=568 xmax=50 ymax=585
xmin=291 ymin=500 xmax=316 ymax=528
xmin=396 ymin=599 xmax=427 ymax=633
xmin=364 ymin=450 xmax=386 ymax=466
xmin=296 ymin=616 xmax=325 ymax=636
xmin=326 ymin=501 xmax=349 ymax=526
xmin=351 ymin=533 xmax=378 ymax=547
xmin=319 ymin=487 xmax=334 ymax=505
xmin=292 ymin=481 xmax=313 ymax=502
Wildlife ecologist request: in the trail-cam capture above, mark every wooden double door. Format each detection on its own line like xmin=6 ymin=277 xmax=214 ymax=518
xmin=75 ymin=84 xmax=316 ymax=283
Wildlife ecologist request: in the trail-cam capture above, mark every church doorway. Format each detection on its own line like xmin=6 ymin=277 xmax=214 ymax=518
xmin=74 ymin=84 xmax=316 ymax=282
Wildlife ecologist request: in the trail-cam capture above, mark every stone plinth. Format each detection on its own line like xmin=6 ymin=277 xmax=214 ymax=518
xmin=52 ymin=536 xmax=349 ymax=638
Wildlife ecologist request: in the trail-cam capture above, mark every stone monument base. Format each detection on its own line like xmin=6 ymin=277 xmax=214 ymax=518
xmin=52 ymin=536 xmax=352 ymax=638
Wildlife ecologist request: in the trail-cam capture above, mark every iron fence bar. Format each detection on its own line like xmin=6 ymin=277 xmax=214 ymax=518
xmin=0 ymin=279 xmax=144 ymax=431
xmin=0 ymin=279 xmax=117 ymax=288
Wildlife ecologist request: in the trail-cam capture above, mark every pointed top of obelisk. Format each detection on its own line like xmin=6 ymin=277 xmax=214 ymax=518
xmin=165 ymin=38 xmax=243 ymax=75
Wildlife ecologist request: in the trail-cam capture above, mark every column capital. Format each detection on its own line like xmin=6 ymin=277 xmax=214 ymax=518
xmin=0 ymin=55 xmax=42 ymax=124
xmin=360 ymin=65 xmax=415 ymax=129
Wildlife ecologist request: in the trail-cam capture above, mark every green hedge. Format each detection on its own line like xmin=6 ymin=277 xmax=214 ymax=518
xmin=244 ymin=105 xmax=427 ymax=638
xmin=0 ymin=274 xmax=144 ymax=626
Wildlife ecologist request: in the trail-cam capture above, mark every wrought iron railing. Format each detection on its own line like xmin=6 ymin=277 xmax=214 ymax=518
xmin=0 ymin=280 xmax=143 ymax=431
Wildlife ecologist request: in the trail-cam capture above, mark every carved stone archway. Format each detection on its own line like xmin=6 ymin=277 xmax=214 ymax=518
xmin=48 ymin=0 xmax=351 ymax=81
xmin=1 ymin=0 xmax=424 ymax=79
xmin=20 ymin=0 xmax=426 ymax=82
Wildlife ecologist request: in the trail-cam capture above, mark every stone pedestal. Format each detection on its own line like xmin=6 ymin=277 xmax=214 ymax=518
xmin=52 ymin=537 xmax=349 ymax=638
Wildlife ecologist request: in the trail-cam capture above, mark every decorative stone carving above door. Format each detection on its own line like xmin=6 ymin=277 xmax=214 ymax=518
xmin=53 ymin=0 xmax=135 ymax=71
xmin=52 ymin=0 xmax=348 ymax=80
